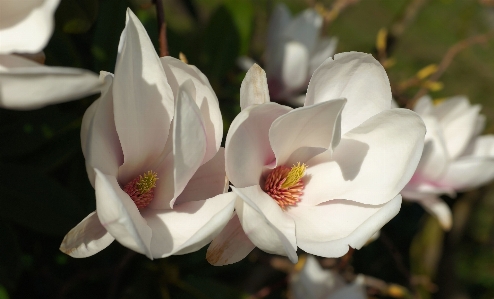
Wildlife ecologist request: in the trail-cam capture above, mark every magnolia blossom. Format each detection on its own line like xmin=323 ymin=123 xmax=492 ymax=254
xmin=207 ymin=52 xmax=426 ymax=265
xmin=238 ymin=3 xmax=337 ymax=105
xmin=60 ymin=9 xmax=235 ymax=259
xmin=0 ymin=0 xmax=102 ymax=110
xmin=290 ymin=255 xmax=366 ymax=299
xmin=402 ymin=95 xmax=494 ymax=230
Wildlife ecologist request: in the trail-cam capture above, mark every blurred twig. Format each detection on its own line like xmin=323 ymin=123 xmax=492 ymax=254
xmin=315 ymin=0 xmax=361 ymax=29
xmin=390 ymin=0 xmax=429 ymax=38
xmin=153 ymin=0 xmax=169 ymax=57
xmin=407 ymin=30 xmax=494 ymax=109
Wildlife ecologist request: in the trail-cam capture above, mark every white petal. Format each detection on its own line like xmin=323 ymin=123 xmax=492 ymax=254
xmin=114 ymin=9 xmax=174 ymax=184
xmin=173 ymin=148 xmax=227 ymax=206
xmin=160 ymin=56 xmax=222 ymax=163
xmin=283 ymin=8 xmax=322 ymax=54
xmin=236 ymin=56 xmax=256 ymax=72
xmin=0 ymin=54 xmax=101 ymax=109
xmin=288 ymin=195 xmax=402 ymax=258
xmin=94 ymin=170 xmax=153 ymax=258
xmin=433 ymin=96 xmax=480 ymax=159
xmin=330 ymin=275 xmax=367 ymax=299
xmin=281 ymin=41 xmax=309 ymax=92
xmin=305 ymin=52 xmax=392 ymax=134
xmin=60 ymin=212 xmax=114 ymax=258
xmin=226 ymin=103 xmax=291 ymax=188
xmin=269 ymin=99 xmax=345 ymax=166
xmin=438 ymin=156 xmax=494 ymax=191
xmin=0 ymin=0 xmax=60 ymax=54
xmin=413 ymin=95 xmax=433 ymax=116
xmin=207 ymin=213 xmax=256 ymax=266
xmin=462 ymin=135 xmax=494 ymax=158
xmin=414 ymin=196 xmax=452 ymax=231
xmin=266 ymin=3 xmax=292 ymax=64
xmin=304 ymin=109 xmax=425 ymax=206
xmin=308 ymin=37 xmax=338 ymax=75
xmin=240 ymin=63 xmax=270 ymax=110
xmin=233 ymin=185 xmax=298 ymax=263
xmin=141 ymin=192 xmax=236 ymax=258
xmin=81 ymin=72 xmax=123 ymax=186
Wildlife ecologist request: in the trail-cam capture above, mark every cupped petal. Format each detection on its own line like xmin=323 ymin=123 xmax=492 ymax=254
xmin=240 ymin=63 xmax=270 ymax=110
xmin=281 ymin=41 xmax=310 ymax=92
xmin=413 ymin=196 xmax=452 ymax=231
xmin=283 ymin=8 xmax=322 ymax=54
xmin=160 ymin=56 xmax=222 ymax=163
xmin=60 ymin=212 xmax=114 ymax=258
xmin=114 ymin=9 xmax=174 ymax=184
xmin=0 ymin=0 xmax=60 ymax=54
xmin=141 ymin=192 xmax=236 ymax=258
xmin=304 ymin=108 xmax=425 ymax=206
xmin=226 ymin=103 xmax=291 ymax=188
xmin=206 ymin=213 xmax=256 ymax=266
xmin=305 ymin=52 xmax=392 ymax=134
xmin=269 ymin=99 xmax=345 ymax=166
xmin=288 ymin=195 xmax=402 ymax=258
xmin=0 ymin=54 xmax=101 ymax=109
xmin=94 ymin=170 xmax=153 ymax=258
xmin=438 ymin=156 xmax=494 ymax=191
xmin=232 ymin=185 xmax=298 ymax=263
xmin=308 ymin=37 xmax=338 ymax=75
xmin=81 ymin=72 xmax=123 ymax=186
xmin=173 ymin=148 xmax=227 ymax=206
xmin=433 ymin=96 xmax=480 ymax=159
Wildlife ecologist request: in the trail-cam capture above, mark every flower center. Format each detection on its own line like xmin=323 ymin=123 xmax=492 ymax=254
xmin=264 ymin=162 xmax=306 ymax=209
xmin=123 ymin=171 xmax=159 ymax=209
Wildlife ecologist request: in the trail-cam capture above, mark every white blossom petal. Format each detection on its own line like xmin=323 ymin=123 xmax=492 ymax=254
xmin=240 ymin=63 xmax=270 ymax=110
xmin=308 ymin=37 xmax=338 ymax=75
xmin=438 ymin=156 xmax=494 ymax=191
xmin=283 ymin=8 xmax=322 ymax=54
xmin=281 ymin=41 xmax=310 ymax=92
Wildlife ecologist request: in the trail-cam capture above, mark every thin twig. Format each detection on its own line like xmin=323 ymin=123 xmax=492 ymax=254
xmin=407 ymin=31 xmax=494 ymax=108
xmin=153 ymin=0 xmax=169 ymax=57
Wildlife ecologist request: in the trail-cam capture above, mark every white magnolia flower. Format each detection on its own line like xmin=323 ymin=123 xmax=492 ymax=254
xmin=0 ymin=0 xmax=101 ymax=109
xmin=402 ymin=95 xmax=494 ymax=230
xmin=207 ymin=52 xmax=425 ymax=265
xmin=238 ymin=3 xmax=337 ymax=104
xmin=290 ymin=255 xmax=366 ymax=299
xmin=60 ymin=9 xmax=235 ymax=259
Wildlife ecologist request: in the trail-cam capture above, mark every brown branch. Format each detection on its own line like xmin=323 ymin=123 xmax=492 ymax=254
xmin=407 ymin=31 xmax=494 ymax=109
xmin=153 ymin=0 xmax=169 ymax=57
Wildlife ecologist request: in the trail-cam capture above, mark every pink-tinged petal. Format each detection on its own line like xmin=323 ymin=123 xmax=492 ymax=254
xmin=141 ymin=192 xmax=236 ymax=258
xmin=305 ymin=109 xmax=425 ymax=206
xmin=462 ymin=135 xmax=494 ymax=158
xmin=414 ymin=115 xmax=449 ymax=182
xmin=438 ymin=156 xmax=494 ymax=191
xmin=283 ymin=8 xmax=322 ymax=54
xmin=60 ymin=211 xmax=114 ymax=258
xmin=0 ymin=54 xmax=101 ymax=109
xmin=160 ymin=56 xmax=222 ymax=163
xmin=114 ymin=9 xmax=174 ymax=184
xmin=308 ymin=37 xmax=338 ymax=75
xmin=413 ymin=196 xmax=452 ymax=231
xmin=291 ymin=255 xmax=345 ymax=299
xmin=0 ymin=0 xmax=60 ymax=54
xmin=232 ymin=185 xmax=298 ymax=263
xmin=174 ymin=148 xmax=227 ymax=206
xmin=226 ymin=103 xmax=291 ymax=188
xmin=94 ymin=170 xmax=153 ymax=258
xmin=281 ymin=41 xmax=309 ymax=92
xmin=240 ymin=64 xmax=270 ymax=110
xmin=288 ymin=195 xmax=402 ymax=258
xmin=266 ymin=3 xmax=292 ymax=65
xmin=413 ymin=95 xmax=433 ymax=116
xmin=269 ymin=99 xmax=345 ymax=166
xmin=81 ymin=72 xmax=123 ymax=187
xmin=305 ymin=52 xmax=392 ymax=134
xmin=150 ymin=80 xmax=207 ymax=209
xmin=433 ymin=97 xmax=480 ymax=159
xmin=207 ymin=213 xmax=256 ymax=266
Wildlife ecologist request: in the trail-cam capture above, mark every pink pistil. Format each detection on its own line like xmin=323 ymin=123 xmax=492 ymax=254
xmin=264 ymin=166 xmax=305 ymax=209
xmin=123 ymin=177 xmax=155 ymax=209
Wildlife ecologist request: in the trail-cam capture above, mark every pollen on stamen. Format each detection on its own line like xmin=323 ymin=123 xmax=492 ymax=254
xmin=264 ymin=163 xmax=306 ymax=209
xmin=123 ymin=171 xmax=159 ymax=209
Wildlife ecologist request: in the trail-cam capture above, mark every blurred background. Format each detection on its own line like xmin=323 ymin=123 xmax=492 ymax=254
xmin=1 ymin=0 xmax=494 ymax=298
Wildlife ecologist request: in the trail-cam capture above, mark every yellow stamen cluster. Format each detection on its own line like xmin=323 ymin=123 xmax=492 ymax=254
xmin=136 ymin=171 xmax=158 ymax=194
xmin=281 ymin=162 xmax=307 ymax=189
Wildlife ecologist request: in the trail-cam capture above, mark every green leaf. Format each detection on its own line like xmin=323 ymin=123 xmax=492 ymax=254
xmin=55 ymin=0 xmax=100 ymax=34
xmin=223 ymin=0 xmax=254 ymax=55
xmin=0 ymin=286 xmax=9 ymax=299
xmin=0 ymin=163 xmax=86 ymax=236
xmin=0 ymin=221 xmax=21 ymax=290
